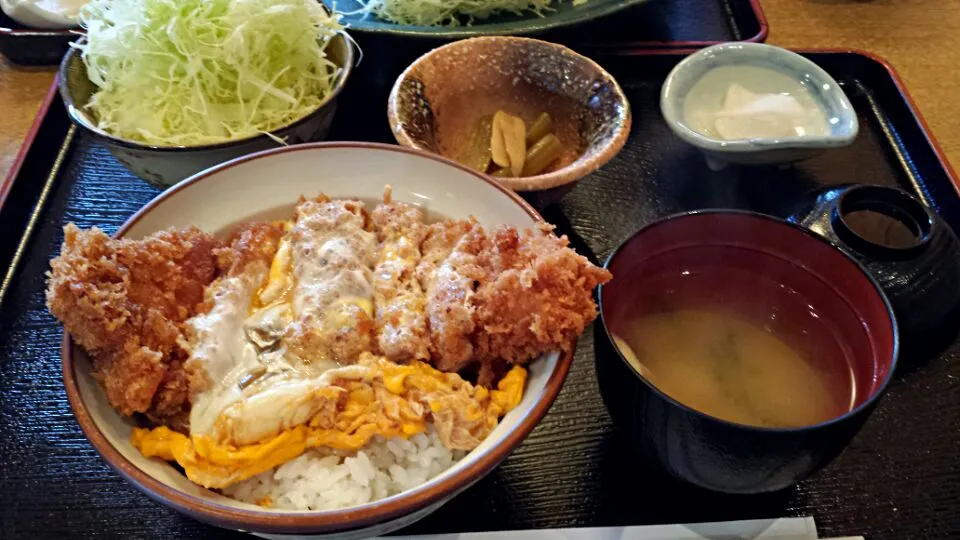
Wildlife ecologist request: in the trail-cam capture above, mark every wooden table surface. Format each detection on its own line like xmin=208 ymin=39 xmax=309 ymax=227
xmin=2 ymin=1 xmax=958 ymax=180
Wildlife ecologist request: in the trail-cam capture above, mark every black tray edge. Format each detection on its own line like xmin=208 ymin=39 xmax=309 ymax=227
xmin=1 ymin=48 xmax=959 ymax=540
xmin=0 ymin=80 xmax=58 ymax=214
xmin=579 ymin=0 xmax=767 ymax=49
xmin=847 ymin=47 xmax=960 ymax=198
xmin=818 ymin=47 xmax=960 ymax=203
xmin=0 ymin=80 xmax=70 ymax=305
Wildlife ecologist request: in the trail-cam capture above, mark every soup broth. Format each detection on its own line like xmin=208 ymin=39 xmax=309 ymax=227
xmin=613 ymin=309 xmax=851 ymax=428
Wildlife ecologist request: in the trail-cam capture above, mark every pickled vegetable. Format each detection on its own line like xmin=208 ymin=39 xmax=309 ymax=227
xmin=492 ymin=111 xmax=527 ymax=176
xmin=457 ymin=116 xmax=494 ymax=173
xmin=491 ymin=112 xmax=510 ymax=168
xmin=504 ymin=115 xmax=526 ymax=176
xmin=457 ymin=108 xmax=564 ymax=178
xmin=525 ymin=113 xmax=552 ymax=145
xmin=521 ymin=134 xmax=562 ymax=176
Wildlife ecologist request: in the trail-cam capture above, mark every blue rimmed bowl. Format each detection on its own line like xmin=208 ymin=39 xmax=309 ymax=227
xmin=660 ymin=43 xmax=858 ymax=170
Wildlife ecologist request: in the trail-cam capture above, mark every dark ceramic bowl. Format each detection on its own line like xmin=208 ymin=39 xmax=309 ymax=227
xmin=59 ymin=32 xmax=354 ymax=187
xmin=596 ymin=211 xmax=898 ymax=494
xmin=387 ymin=36 xmax=631 ymax=209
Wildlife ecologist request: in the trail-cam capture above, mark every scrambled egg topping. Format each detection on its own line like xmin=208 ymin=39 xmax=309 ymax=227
xmin=254 ymin=234 xmax=294 ymax=309
xmin=132 ymin=357 xmax=526 ymax=489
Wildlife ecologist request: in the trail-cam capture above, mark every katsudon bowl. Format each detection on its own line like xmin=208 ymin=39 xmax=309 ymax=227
xmin=60 ymin=143 xmax=575 ymax=538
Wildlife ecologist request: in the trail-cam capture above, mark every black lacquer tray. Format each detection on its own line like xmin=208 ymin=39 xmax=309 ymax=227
xmin=0 ymin=11 xmax=73 ymax=65
xmin=0 ymin=0 xmax=766 ymax=65
xmin=2 ymin=49 xmax=959 ymax=539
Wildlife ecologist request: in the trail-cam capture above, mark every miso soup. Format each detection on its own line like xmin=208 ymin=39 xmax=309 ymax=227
xmin=612 ymin=309 xmax=852 ymax=428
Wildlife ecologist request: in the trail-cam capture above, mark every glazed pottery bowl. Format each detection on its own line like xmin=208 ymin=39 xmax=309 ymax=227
xmin=661 ymin=43 xmax=858 ymax=170
xmin=790 ymin=184 xmax=960 ymax=355
xmin=58 ymin=33 xmax=354 ymax=187
xmin=61 ymin=143 xmax=574 ymax=538
xmin=388 ymin=36 xmax=631 ymax=208
xmin=596 ymin=211 xmax=897 ymax=494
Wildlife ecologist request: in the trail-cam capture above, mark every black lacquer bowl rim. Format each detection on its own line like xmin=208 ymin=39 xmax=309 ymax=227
xmin=832 ymin=184 xmax=936 ymax=258
xmin=596 ymin=209 xmax=900 ymax=434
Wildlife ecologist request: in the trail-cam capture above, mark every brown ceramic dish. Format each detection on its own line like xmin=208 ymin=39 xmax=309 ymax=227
xmin=59 ymin=142 xmax=577 ymax=537
xmin=387 ymin=37 xmax=631 ymax=208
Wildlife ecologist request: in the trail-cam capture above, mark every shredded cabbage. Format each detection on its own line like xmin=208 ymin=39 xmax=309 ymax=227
xmin=350 ymin=0 xmax=583 ymax=27
xmin=77 ymin=0 xmax=344 ymax=146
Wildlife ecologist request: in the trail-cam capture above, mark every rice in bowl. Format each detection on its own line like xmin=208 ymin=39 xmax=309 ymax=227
xmin=225 ymin=428 xmax=462 ymax=511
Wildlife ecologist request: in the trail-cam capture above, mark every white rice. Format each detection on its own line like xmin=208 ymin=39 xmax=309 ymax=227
xmin=224 ymin=429 xmax=464 ymax=511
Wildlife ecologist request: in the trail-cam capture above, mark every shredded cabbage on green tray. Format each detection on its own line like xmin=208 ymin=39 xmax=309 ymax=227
xmin=351 ymin=0 xmax=585 ymax=27
xmin=77 ymin=0 xmax=344 ymax=146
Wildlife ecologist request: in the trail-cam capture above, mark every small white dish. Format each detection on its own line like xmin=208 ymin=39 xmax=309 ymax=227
xmin=1 ymin=0 xmax=80 ymax=29
xmin=661 ymin=43 xmax=858 ymax=170
xmin=62 ymin=143 xmax=574 ymax=538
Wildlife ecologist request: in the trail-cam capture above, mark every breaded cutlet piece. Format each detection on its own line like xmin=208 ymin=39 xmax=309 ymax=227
xmin=417 ymin=218 xmax=488 ymax=373
xmin=283 ymin=196 xmax=378 ymax=365
xmin=214 ymin=221 xmax=287 ymax=277
xmin=370 ymin=187 xmax=431 ymax=362
xmin=471 ymin=224 xmax=612 ymax=383
xmin=45 ymin=224 xmax=220 ymax=429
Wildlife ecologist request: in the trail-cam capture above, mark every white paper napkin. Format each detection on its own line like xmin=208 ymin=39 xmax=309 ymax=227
xmin=392 ymin=517 xmax=820 ymax=539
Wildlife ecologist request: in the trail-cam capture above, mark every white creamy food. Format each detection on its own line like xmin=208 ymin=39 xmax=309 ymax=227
xmin=188 ymin=200 xmax=379 ymax=448
xmin=683 ymin=65 xmax=832 ymax=141
xmin=1 ymin=0 xmax=83 ymax=28
xmin=185 ymin=256 xmax=363 ymax=447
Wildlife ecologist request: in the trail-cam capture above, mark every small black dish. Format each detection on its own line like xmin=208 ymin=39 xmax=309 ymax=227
xmin=789 ymin=184 xmax=960 ymax=356
xmin=0 ymin=12 xmax=74 ymax=66
xmin=596 ymin=211 xmax=898 ymax=494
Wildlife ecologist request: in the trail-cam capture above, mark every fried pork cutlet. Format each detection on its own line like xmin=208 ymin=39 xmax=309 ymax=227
xmin=472 ymin=224 xmax=612 ymax=372
xmin=417 ymin=218 xmax=488 ymax=373
xmin=215 ymin=221 xmax=287 ymax=279
xmin=283 ymin=196 xmax=377 ymax=365
xmin=46 ymin=224 xmax=220 ymax=429
xmin=416 ymin=221 xmax=611 ymax=385
xmin=370 ymin=188 xmax=431 ymax=362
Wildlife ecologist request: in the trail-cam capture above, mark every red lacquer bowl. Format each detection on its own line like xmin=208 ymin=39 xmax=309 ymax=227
xmin=596 ymin=210 xmax=898 ymax=493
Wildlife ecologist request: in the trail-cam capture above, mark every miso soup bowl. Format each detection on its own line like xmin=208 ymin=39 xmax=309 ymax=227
xmin=596 ymin=211 xmax=898 ymax=494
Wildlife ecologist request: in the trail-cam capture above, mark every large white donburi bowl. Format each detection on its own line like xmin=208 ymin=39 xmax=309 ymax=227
xmin=60 ymin=143 xmax=573 ymax=539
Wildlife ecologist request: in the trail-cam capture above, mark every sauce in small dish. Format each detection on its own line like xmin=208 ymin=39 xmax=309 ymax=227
xmin=683 ymin=65 xmax=831 ymax=141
